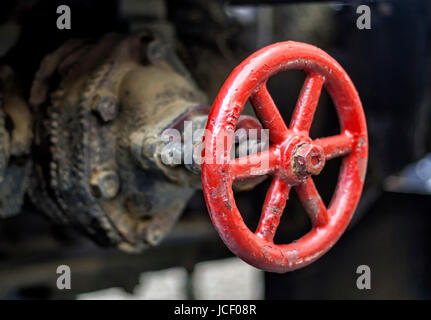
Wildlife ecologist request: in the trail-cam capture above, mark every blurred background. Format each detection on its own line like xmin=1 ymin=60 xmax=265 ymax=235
xmin=0 ymin=0 xmax=431 ymax=299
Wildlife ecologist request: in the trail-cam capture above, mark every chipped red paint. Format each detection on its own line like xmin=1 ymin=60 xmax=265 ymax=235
xmin=201 ymin=41 xmax=368 ymax=273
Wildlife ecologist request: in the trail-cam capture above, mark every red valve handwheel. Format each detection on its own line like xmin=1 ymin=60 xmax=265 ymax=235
xmin=201 ymin=41 xmax=368 ymax=273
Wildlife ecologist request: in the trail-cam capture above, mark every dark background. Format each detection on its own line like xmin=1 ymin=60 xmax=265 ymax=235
xmin=0 ymin=0 xmax=430 ymax=299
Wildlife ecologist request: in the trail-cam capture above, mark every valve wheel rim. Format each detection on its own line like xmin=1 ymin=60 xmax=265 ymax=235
xmin=202 ymin=41 xmax=368 ymax=273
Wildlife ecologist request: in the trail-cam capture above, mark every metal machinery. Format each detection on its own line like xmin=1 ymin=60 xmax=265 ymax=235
xmin=0 ymin=11 xmax=367 ymax=270
xmin=0 ymin=0 xmax=430 ymax=299
xmin=27 ymin=31 xmax=268 ymax=253
xmin=29 ymin=33 xmax=208 ymax=251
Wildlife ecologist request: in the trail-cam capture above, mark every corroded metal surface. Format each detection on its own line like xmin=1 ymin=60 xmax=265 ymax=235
xmin=202 ymin=41 xmax=368 ymax=273
xmin=0 ymin=65 xmax=32 ymax=217
xmin=29 ymin=33 xmax=208 ymax=251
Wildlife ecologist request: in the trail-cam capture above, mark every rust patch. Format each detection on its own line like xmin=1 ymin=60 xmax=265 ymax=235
xmin=223 ymin=198 xmax=233 ymax=210
xmin=356 ymin=136 xmax=366 ymax=151
xmin=358 ymin=156 xmax=367 ymax=182
xmin=304 ymin=197 xmax=319 ymax=224
xmin=328 ymin=146 xmax=342 ymax=159
xmin=269 ymin=205 xmax=281 ymax=215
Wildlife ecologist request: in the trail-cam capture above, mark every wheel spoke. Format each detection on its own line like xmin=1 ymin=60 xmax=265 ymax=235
xmin=290 ymin=73 xmax=325 ymax=133
xmin=314 ymin=133 xmax=354 ymax=160
xmin=250 ymin=81 xmax=288 ymax=144
xmin=255 ymin=177 xmax=290 ymax=242
xmin=230 ymin=147 xmax=279 ymax=180
xmin=295 ymin=177 xmax=329 ymax=227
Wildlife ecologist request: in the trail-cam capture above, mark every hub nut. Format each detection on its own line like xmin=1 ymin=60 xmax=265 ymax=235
xmin=293 ymin=143 xmax=325 ymax=176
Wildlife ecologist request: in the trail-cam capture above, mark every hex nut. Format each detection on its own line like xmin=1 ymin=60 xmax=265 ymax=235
xmin=293 ymin=143 xmax=325 ymax=176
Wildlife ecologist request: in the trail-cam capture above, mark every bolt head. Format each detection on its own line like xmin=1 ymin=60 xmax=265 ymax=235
xmin=146 ymin=40 xmax=168 ymax=64
xmin=145 ymin=224 xmax=164 ymax=246
xmin=94 ymin=95 xmax=119 ymax=122
xmin=90 ymin=170 xmax=120 ymax=199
